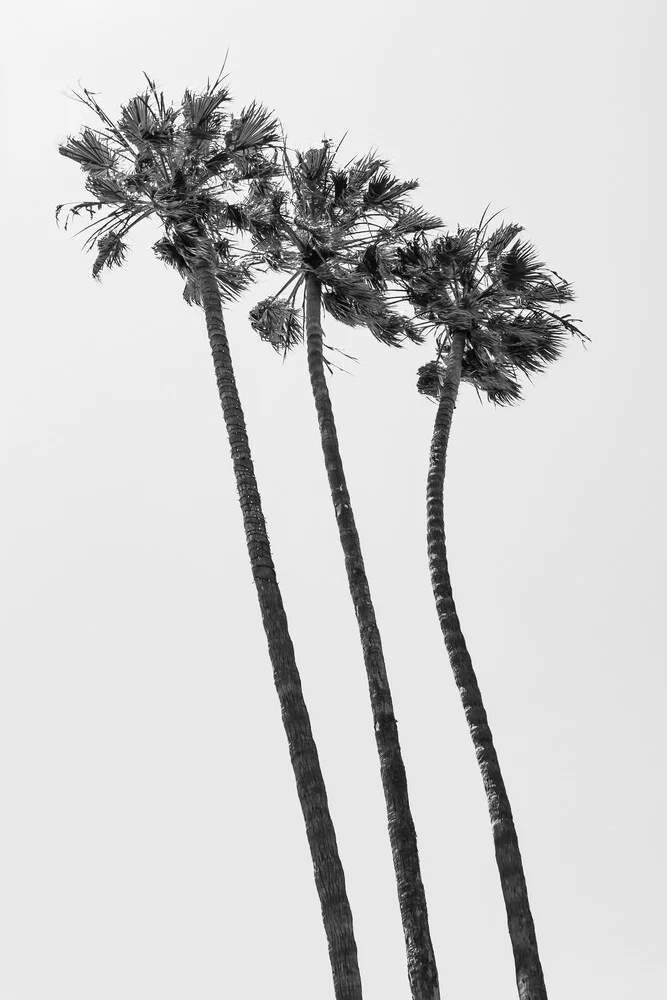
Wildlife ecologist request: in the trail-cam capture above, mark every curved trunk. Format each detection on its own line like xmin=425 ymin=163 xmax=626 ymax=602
xmin=305 ymin=274 xmax=440 ymax=1000
xmin=196 ymin=261 xmax=363 ymax=1000
xmin=427 ymin=330 xmax=547 ymax=1000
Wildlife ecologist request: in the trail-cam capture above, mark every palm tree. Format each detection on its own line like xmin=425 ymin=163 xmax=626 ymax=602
xmin=392 ymin=220 xmax=586 ymax=1000
xmin=57 ymin=76 xmax=363 ymax=1000
xmin=248 ymin=144 xmax=442 ymax=1000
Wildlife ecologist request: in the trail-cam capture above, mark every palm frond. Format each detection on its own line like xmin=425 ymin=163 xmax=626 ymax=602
xmin=498 ymin=314 xmax=567 ymax=374
xmin=467 ymin=363 xmax=524 ymax=405
xmin=363 ymin=170 xmax=418 ymax=211
xmin=152 ymin=235 xmax=189 ymax=277
xmin=226 ymin=101 xmax=280 ymax=153
xmin=59 ymin=130 xmax=118 ymax=173
xmin=118 ymin=94 xmax=155 ymax=143
xmin=366 ymin=310 xmax=424 ymax=347
xmin=322 ymin=288 xmax=370 ymax=327
xmin=386 ymin=206 xmax=442 ymax=238
xmin=486 ymin=222 xmax=523 ymax=260
xmin=182 ymin=84 xmax=232 ymax=140
xmin=416 ymin=359 xmax=445 ymax=398
xmin=345 ymin=152 xmax=384 ymax=196
xmin=320 ymin=267 xmax=380 ymax=315
xmin=523 ymin=274 xmax=575 ymax=305
xmin=249 ymin=297 xmax=303 ymax=351
xmin=182 ymin=275 xmax=202 ymax=306
xmin=92 ymin=231 xmax=129 ymax=279
xmin=214 ymin=245 xmax=254 ymax=301
xmin=331 ymin=170 xmax=348 ymax=204
xmin=85 ymin=173 xmax=129 ymax=203
xmin=296 ymin=145 xmax=332 ymax=183
xmin=56 ymin=200 xmax=103 ymax=230
xmin=356 ymin=243 xmax=390 ymax=289
xmin=70 ymin=87 xmax=137 ymax=158
xmin=498 ymin=239 xmax=545 ymax=292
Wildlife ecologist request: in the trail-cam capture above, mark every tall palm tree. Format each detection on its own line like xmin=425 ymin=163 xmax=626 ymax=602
xmin=392 ymin=220 xmax=586 ymax=1000
xmin=57 ymin=77 xmax=363 ymax=1000
xmin=248 ymin=144 xmax=442 ymax=1000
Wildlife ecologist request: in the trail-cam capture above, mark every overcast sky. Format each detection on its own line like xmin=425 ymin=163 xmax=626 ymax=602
xmin=1 ymin=1 xmax=665 ymax=998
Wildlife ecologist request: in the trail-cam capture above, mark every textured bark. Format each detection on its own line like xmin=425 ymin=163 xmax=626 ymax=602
xmin=196 ymin=261 xmax=362 ymax=1000
xmin=427 ymin=330 xmax=547 ymax=1000
xmin=305 ymin=274 xmax=440 ymax=1000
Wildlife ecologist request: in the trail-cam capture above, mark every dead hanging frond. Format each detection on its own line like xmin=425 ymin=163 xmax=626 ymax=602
xmin=416 ymin=360 xmax=445 ymax=399
xmin=249 ymin=297 xmax=303 ymax=351
xmin=183 ymin=275 xmax=202 ymax=306
xmin=152 ymin=235 xmax=190 ymax=277
xmin=92 ymin=231 xmax=129 ymax=279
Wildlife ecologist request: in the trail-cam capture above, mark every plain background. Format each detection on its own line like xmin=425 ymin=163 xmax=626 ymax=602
xmin=1 ymin=1 xmax=665 ymax=997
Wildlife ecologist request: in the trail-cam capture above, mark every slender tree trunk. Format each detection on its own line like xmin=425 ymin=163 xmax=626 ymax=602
xmin=196 ymin=260 xmax=363 ymax=1000
xmin=427 ymin=329 xmax=547 ymax=1000
xmin=305 ymin=273 xmax=440 ymax=1000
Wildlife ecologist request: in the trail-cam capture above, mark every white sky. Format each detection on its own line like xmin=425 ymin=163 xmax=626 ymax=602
xmin=1 ymin=1 xmax=666 ymax=998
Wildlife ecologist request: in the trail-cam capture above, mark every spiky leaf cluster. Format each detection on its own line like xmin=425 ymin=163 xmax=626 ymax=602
xmin=246 ymin=142 xmax=440 ymax=351
xmin=57 ymin=73 xmax=280 ymax=300
xmin=393 ymin=218 xmax=585 ymax=404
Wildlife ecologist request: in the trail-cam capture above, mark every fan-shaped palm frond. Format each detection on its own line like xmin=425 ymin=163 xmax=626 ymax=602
xmin=485 ymin=222 xmax=523 ymax=260
xmin=382 ymin=206 xmax=442 ymax=240
xmin=226 ymin=101 xmax=280 ymax=153
xmin=118 ymin=93 xmax=176 ymax=147
xmin=59 ymin=129 xmax=118 ymax=173
xmin=363 ymin=170 xmax=418 ymax=211
xmin=182 ymin=84 xmax=232 ymax=141
xmin=497 ymin=239 xmax=545 ymax=292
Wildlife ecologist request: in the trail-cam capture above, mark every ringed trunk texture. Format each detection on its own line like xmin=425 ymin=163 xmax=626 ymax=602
xmin=196 ymin=261 xmax=363 ymax=1000
xmin=305 ymin=274 xmax=440 ymax=1000
xmin=427 ymin=329 xmax=547 ymax=1000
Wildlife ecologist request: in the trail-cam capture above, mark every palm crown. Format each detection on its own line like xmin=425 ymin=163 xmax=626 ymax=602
xmin=248 ymin=142 xmax=441 ymax=353
xmin=57 ymin=72 xmax=280 ymax=302
xmin=392 ymin=217 xmax=586 ymax=404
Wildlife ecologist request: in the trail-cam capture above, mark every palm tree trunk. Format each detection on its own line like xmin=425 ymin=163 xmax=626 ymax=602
xmin=196 ymin=260 xmax=363 ymax=1000
xmin=427 ymin=329 xmax=547 ymax=1000
xmin=305 ymin=273 xmax=440 ymax=1000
